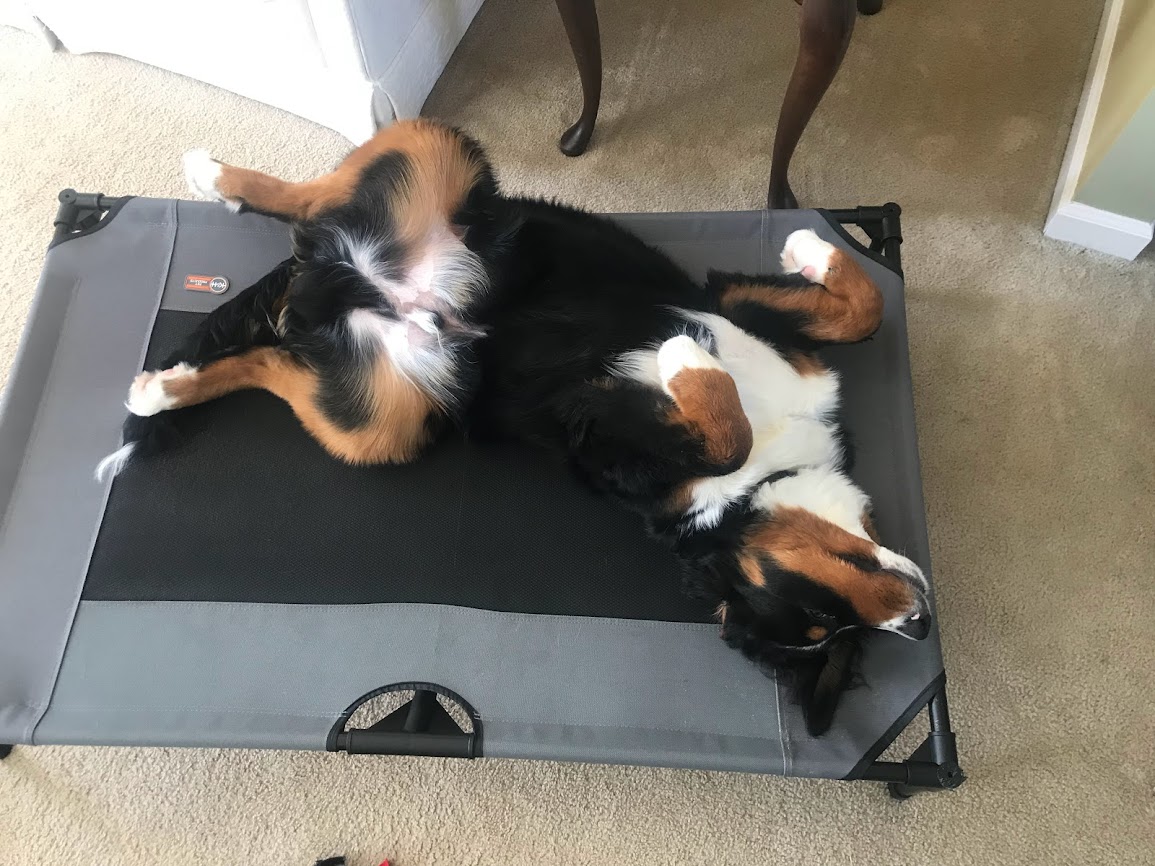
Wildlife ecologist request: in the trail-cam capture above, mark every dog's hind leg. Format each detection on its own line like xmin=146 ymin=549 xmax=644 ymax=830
xmin=182 ymin=149 xmax=354 ymax=222
xmin=716 ymin=229 xmax=883 ymax=344
xmin=126 ymin=346 xmax=434 ymax=466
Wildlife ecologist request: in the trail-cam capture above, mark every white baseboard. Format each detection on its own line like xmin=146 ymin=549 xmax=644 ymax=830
xmin=1045 ymin=202 xmax=1154 ymax=260
xmin=1046 ymin=0 xmax=1126 ymax=218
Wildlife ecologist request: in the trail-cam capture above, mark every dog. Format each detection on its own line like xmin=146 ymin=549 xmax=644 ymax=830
xmin=99 ymin=119 xmax=930 ymax=735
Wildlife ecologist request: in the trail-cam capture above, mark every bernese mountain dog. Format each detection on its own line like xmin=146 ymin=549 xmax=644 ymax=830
xmin=98 ymin=119 xmax=930 ymax=736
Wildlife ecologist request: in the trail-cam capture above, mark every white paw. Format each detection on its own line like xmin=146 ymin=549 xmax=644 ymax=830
xmin=657 ymin=335 xmax=722 ymax=396
xmin=183 ymin=149 xmax=241 ymax=212
xmin=781 ymin=229 xmax=837 ymax=285
xmin=125 ymin=363 xmax=195 ymax=416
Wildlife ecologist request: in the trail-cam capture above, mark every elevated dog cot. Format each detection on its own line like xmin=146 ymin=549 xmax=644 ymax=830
xmin=0 ymin=192 xmax=963 ymax=798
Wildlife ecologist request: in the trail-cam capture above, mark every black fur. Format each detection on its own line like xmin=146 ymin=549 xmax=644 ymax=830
xmin=118 ymin=131 xmax=894 ymax=735
xmin=121 ymin=258 xmax=293 ymax=461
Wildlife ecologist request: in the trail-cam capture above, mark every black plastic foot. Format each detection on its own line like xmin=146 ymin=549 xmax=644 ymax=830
xmin=888 ymin=781 xmax=914 ymax=800
xmin=0 ymin=744 xmax=13 ymax=760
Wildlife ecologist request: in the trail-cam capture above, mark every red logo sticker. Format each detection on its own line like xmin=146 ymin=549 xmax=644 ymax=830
xmin=184 ymin=274 xmax=230 ymax=294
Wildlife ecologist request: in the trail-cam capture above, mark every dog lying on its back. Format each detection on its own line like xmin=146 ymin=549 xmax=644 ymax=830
xmin=100 ymin=120 xmax=930 ymax=735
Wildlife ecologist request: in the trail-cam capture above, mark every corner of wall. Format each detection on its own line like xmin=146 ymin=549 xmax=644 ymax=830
xmin=1045 ymin=0 xmax=1153 ymax=259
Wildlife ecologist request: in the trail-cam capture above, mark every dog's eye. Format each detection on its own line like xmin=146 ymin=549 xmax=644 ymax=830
xmin=837 ymin=552 xmax=880 ymax=572
xmin=803 ymin=608 xmax=838 ymax=626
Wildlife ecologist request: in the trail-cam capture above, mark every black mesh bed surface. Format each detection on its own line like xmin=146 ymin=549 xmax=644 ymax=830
xmin=0 ymin=195 xmax=961 ymax=791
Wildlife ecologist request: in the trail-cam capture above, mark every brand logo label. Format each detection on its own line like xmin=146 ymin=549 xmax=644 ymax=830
xmin=184 ymin=274 xmax=230 ymax=294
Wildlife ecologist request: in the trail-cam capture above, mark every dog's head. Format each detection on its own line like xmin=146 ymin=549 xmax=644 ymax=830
xmin=717 ymin=503 xmax=931 ymax=658
xmin=700 ymin=493 xmax=930 ymax=736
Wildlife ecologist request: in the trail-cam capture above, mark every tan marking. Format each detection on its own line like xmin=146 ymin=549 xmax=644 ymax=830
xmin=665 ymin=367 xmax=753 ymax=469
xmin=745 ymin=506 xmax=913 ymax=626
xmin=159 ymin=347 xmax=436 ymax=465
xmin=211 ymin=120 xmax=486 ymax=231
xmin=663 ymin=481 xmax=694 ymax=515
xmin=806 ymin=625 xmax=829 ymax=641
xmin=786 ymin=350 xmax=827 ymax=377
xmin=739 ymin=554 xmax=765 ymax=588
xmin=719 ymin=284 xmax=778 ymax=314
xmin=861 ymin=510 xmax=882 ymax=544
xmin=718 ymin=252 xmax=883 ymax=343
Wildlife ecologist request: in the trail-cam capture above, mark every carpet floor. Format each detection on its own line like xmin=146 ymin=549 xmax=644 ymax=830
xmin=1 ymin=1 xmax=1152 ymax=864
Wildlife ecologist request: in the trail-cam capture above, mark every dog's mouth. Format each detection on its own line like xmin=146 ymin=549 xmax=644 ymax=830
xmin=767 ymin=624 xmax=863 ymax=656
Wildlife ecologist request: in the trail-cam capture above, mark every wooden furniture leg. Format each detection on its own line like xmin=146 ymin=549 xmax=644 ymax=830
xmin=768 ymin=0 xmax=856 ymax=209
xmin=554 ymin=0 xmax=602 ymax=156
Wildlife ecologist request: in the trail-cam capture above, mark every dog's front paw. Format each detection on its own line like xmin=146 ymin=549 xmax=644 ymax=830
xmin=781 ymin=229 xmax=837 ymax=285
xmin=125 ymin=363 xmax=195 ymax=416
xmin=183 ymin=149 xmax=241 ymax=212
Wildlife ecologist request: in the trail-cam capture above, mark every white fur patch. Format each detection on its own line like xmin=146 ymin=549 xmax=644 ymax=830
xmin=334 ymin=225 xmax=487 ymax=314
xmin=876 ymin=545 xmax=929 ymax=592
xmin=346 ymin=308 xmax=458 ymax=405
xmin=608 ymin=348 xmax=663 ymax=390
xmin=671 ymin=313 xmax=843 ymax=529
xmin=183 ymin=149 xmax=241 ymax=212
xmin=94 ymin=443 xmax=136 ymax=482
xmin=781 ymin=229 xmax=836 ymax=284
xmin=753 ymin=467 xmax=872 ymax=538
xmin=410 ymin=224 xmax=489 ymax=310
xmin=656 ymin=334 xmax=721 ymax=395
xmin=125 ymin=363 xmax=196 ymax=416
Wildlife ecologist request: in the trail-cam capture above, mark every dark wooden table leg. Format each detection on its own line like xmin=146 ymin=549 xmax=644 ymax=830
xmin=768 ymin=0 xmax=856 ymax=209
xmin=554 ymin=0 xmax=602 ymax=156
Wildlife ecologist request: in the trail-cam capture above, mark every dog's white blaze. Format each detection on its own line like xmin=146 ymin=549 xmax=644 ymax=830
xmin=875 ymin=545 xmax=929 ymax=593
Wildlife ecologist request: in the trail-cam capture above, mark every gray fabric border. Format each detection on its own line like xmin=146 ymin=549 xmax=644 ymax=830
xmin=0 ymin=198 xmax=176 ymax=744
xmin=37 ymin=599 xmax=943 ymax=777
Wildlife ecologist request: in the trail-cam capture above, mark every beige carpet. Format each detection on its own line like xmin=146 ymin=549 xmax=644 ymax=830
xmin=1 ymin=1 xmax=1153 ymax=863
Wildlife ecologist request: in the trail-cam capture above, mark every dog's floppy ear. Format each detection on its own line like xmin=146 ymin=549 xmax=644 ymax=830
xmin=793 ymin=634 xmax=862 ymax=737
xmin=716 ymin=578 xmax=864 ymax=737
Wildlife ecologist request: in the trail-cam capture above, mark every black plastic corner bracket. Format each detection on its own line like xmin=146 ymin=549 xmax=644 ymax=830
xmin=859 ymin=686 xmax=965 ymax=798
xmin=51 ymin=189 xmax=131 ymax=248
xmin=327 ymin=683 xmax=481 ymax=759
xmin=823 ymin=203 xmax=904 ymax=274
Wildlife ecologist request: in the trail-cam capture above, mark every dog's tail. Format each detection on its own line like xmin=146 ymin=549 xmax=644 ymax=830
xmin=95 ymin=259 xmax=295 ymax=481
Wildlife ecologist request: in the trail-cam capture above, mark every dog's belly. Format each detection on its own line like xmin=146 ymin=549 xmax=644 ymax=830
xmin=613 ymin=312 xmax=845 ymax=529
